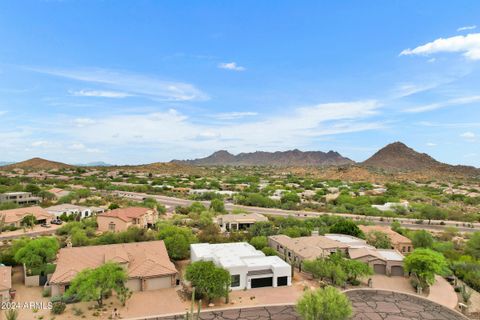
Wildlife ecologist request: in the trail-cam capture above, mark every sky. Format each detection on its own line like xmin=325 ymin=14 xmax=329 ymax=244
xmin=0 ymin=1 xmax=479 ymax=166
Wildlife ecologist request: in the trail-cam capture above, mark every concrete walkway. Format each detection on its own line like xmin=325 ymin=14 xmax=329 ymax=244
xmin=428 ymin=275 xmax=458 ymax=310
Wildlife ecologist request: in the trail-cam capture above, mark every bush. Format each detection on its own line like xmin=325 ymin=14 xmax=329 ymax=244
xmin=262 ymin=247 xmax=277 ymax=256
xmin=51 ymin=301 xmax=66 ymax=315
xmin=250 ymin=236 xmax=268 ymax=250
xmin=42 ymin=287 xmax=51 ymax=297
xmin=72 ymin=306 xmax=84 ymax=316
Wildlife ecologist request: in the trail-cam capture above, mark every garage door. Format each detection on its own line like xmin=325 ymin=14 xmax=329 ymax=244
xmin=277 ymin=276 xmax=288 ymax=287
xmin=126 ymin=279 xmax=141 ymax=291
xmin=373 ymin=264 xmax=386 ymax=275
xmin=251 ymin=277 xmax=273 ymax=288
xmin=145 ymin=276 xmax=172 ymax=290
xmin=390 ymin=266 xmax=404 ymax=277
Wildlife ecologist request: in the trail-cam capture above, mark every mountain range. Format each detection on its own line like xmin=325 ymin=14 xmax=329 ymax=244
xmin=172 ymin=149 xmax=354 ymax=166
xmin=1 ymin=142 xmax=479 ymax=177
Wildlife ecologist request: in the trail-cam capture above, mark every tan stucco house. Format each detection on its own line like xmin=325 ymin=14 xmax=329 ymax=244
xmin=49 ymin=240 xmax=178 ymax=296
xmin=0 ymin=206 xmax=54 ymax=228
xmin=268 ymin=234 xmax=349 ymax=269
xmin=349 ymin=247 xmax=405 ymax=276
xmin=96 ymin=207 xmax=158 ymax=233
xmin=216 ymin=213 xmax=268 ymax=232
xmin=359 ymin=225 xmax=413 ymax=254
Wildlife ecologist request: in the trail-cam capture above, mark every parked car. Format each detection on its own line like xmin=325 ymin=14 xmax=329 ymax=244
xmin=40 ymin=223 xmax=51 ymax=228
xmin=51 ymin=219 xmax=63 ymax=225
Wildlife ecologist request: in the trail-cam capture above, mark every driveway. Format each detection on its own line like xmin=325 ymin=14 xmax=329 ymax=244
xmin=0 ymin=224 xmax=61 ymax=242
xmin=370 ymin=274 xmax=416 ymax=294
xmin=428 ymin=275 xmax=458 ymax=310
xmin=371 ymin=274 xmax=458 ymax=310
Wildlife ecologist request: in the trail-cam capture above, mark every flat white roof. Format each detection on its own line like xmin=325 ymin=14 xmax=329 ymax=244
xmin=191 ymin=242 xmax=289 ymax=269
xmin=325 ymin=234 xmax=365 ymax=244
xmin=377 ymin=249 xmax=404 ymax=261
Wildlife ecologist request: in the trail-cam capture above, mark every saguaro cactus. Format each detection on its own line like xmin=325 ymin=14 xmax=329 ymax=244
xmin=185 ymin=287 xmax=202 ymax=320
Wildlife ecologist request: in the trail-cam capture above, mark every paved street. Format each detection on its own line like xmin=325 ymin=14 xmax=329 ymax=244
xmin=346 ymin=289 xmax=468 ymax=320
xmin=109 ymin=191 xmax=480 ymax=233
xmin=0 ymin=223 xmax=61 ymax=242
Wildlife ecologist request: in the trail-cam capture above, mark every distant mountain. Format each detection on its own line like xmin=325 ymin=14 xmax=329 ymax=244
xmin=362 ymin=142 xmax=479 ymax=176
xmin=0 ymin=157 xmax=73 ymax=170
xmin=0 ymin=161 xmax=14 ymax=166
xmin=76 ymin=161 xmax=113 ymax=167
xmin=173 ymin=149 xmax=354 ymax=166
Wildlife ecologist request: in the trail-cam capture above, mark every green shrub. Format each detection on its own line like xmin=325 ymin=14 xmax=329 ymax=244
xmin=42 ymin=287 xmax=51 ymax=297
xmin=51 ymin=302 xmax=66 ymax=315
xmin=72 ymin=307 xmax=84 ymax=316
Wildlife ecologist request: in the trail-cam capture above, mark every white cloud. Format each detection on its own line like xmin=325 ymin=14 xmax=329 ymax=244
xmin=426 ymin=142 xmax=437 ymax=147
xmin=400 ymin=33 xmax=480 ymax=60
xmin=56 ymin=100 xmax=382 ymax=155
xmin=68 ymin=143 xmax=86 ymax=150
xmin=69 ymin=89 xmax=132 ymax=98
xmin=460 ymin=131 xmax=476 ymax=141
xmin=457 ymin=25 xmax=477 ymax=32
xmin=212 ymin=111 xmax=258 ymax=120
xmin=29 ymin=67 xmax=208 ymax=101
xmin=392 ymin=82 xmax=440 ymax=98
xmin=73 ymin=118 xmax=96 ymax=127
xmin=218 ymin=62 xmax=246 ymax=71
xmin=404 ymin=95 xmax=480 ymax=113
xmin=31 ymin=140 xmax=50 ymax=147
xmin=68 ymin=143 xmax=101 ymax=153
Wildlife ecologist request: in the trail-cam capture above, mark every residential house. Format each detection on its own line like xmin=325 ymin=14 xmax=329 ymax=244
xmin=268 ymin=234 xmax=349 ymax=268
xmin=0 ymin=206 xmax=54 ymax=228
xmin=0 ymin=192 xmax=41 ymax=206
xmin=216 ymin=213 xmax=268 ymax=232
xmin=324 ymin=233 xmax=374 ymax=249
xmin=96 ymin=207 xmax=158 ymax=233
xmin=191 ymin=242 xmax=291 ymax=290
xmin=49 ymin=241 xmax=178 ymax=296
xmin=372 ymin=201 xmax=409 ymax=212
xmin=0 ymin=266 xmax=12 ymax=302
xmin=348 ymin=248 xmax=404 ymax=276
xmin=325 ymin=233 xmax=405 ymax=276
xmin=45 ymin=204 xmax=93 ymax=219
xmin=358 ymin=225 xmax=413 ymax=254
xmin=47 ymin=188 xmax=71 ymax=199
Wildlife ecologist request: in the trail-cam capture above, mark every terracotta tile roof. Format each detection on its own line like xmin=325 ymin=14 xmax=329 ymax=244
xmin=0 ymin=266 xmax=12 ymax=291
xmin=50 ymin=241 xmax=177 ymax=285
xmin=98 ymin=207 xmax=152 ymax=222
xmin=0 ymin=206 xmax=53 ymax=224
xmin=48 ymin=188 xmax=65 ymax=194
xmin=358 ymin=225 xmax=412 ymax=245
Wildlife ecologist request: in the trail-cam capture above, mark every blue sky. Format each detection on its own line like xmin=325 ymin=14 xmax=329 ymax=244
xmin=0 ymin=1 xmax=479 ymax=166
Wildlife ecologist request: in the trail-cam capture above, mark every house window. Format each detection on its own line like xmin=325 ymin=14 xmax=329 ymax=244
xmin=402 ymin=246 xmax=406 ymax=252
xmin=108 ymin=222 xmax=116 ymax=231
xmin=231 ymin=274 xmax=240 ymax=287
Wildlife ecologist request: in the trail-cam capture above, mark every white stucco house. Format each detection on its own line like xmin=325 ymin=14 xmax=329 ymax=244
xmin=45 ymin=204 xmax=93 ymax=219
xmin=190 ymin=242 xmax=291 ymax=290
xmin=371 ymin=201 xmax=409 ymax=212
